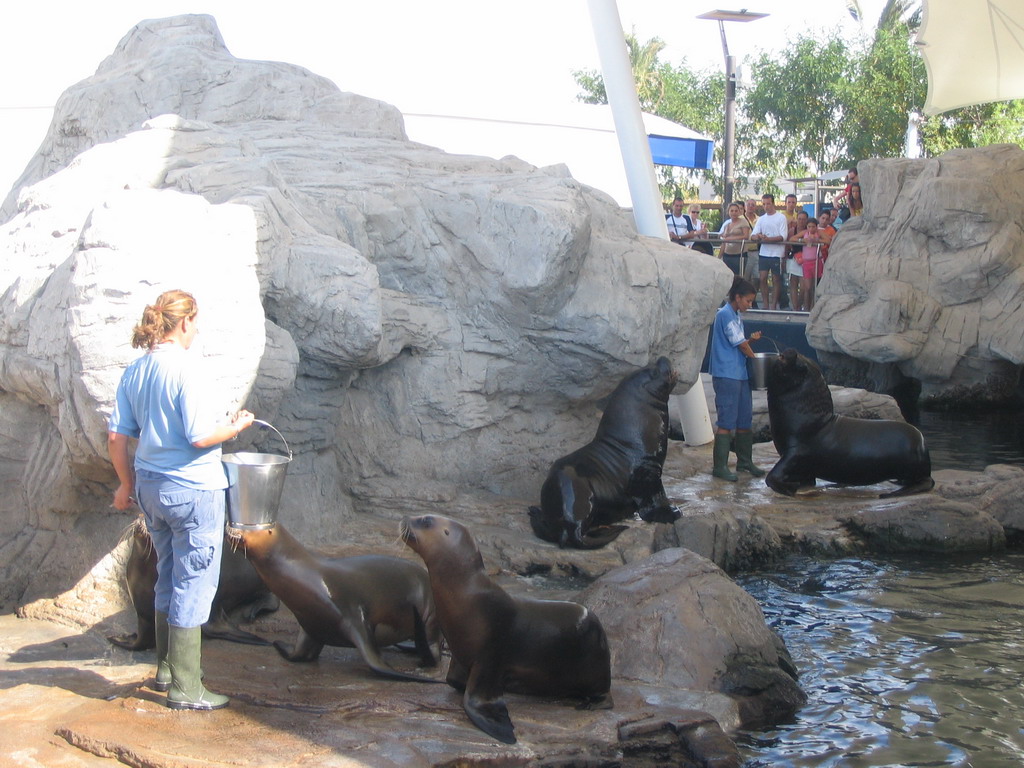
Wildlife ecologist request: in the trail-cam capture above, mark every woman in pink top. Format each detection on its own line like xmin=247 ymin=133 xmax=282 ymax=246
xmin=793 ymin=218 xmax=824 ymax=311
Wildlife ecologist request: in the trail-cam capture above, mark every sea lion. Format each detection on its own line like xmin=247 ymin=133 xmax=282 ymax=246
xmin=766 ymin=348 xmax=934 ymax=497
xmin=107 ymin=517 xmax=279 ymax=650
xmin=229 ymin=522 xmax=440 ymax=683
xmin=401 ymin=514 xmax=612 ymax=745
xmin=528 ymin=356 xmax=680 ymax=549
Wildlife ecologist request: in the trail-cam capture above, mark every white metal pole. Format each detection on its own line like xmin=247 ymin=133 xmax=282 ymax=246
xmin=587 ymin=0 xmax=714 ymax=446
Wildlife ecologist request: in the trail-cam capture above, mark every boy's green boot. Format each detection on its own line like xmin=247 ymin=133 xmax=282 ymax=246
xmin=712 ymin=433 xmax=738 ymax=481
xmin=735 ymin=432 xmax=766 ymax=477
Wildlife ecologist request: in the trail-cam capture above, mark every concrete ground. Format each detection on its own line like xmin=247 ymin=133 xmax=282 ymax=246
xmin=0 ymin=602 xmax=734 ymax=768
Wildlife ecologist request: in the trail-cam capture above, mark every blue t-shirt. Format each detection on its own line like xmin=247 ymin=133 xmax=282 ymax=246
xmin=709 ymin=303 xmax=749 ymax=380
xmin=109 ymin=344 xmax=228 ymax=490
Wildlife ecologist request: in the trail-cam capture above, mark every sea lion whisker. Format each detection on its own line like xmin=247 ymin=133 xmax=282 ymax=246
xmin=117 ymin=515 xmax=144 ymax=545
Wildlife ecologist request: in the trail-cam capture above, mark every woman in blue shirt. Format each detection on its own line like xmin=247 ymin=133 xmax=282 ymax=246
xmin=108 ymin=290 xmax=254 ymax=710
xmin=709 ymin=277 xmax=765 ymax=481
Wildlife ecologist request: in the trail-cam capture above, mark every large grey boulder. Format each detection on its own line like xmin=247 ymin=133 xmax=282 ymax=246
xmin=579 ymin=547 xmax=806 ymax=728
xmin=807 ymin=144 xmax=1024 ymax=405
xmin=0 ymin=14 xmax=731 ymax=609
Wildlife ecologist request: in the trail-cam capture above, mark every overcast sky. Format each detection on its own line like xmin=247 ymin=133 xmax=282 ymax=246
xmin=0 ymin=0 xmax=883 ymax=195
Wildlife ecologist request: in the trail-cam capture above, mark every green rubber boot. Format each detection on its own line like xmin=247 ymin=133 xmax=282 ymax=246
xmin=153 ymin=610 xmax=171 ymax=692
xmin=712 ymin=433 xmax=738 ymax=481
xmin=166 ymin=625 xmax=229 ymax=711
xmin=735 ymin=432 xmax=766 ymax=477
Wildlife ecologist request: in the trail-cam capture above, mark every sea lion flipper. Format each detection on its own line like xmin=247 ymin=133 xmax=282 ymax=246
xmin=559 ymin=469 xmax=598 ymax=548
xmin=446 ymin=654 xmax=469 ymax=691
xmin=201 ymin=607 xmax=271 ymax=646
xmin=636 ymin=495 xmax=680 ymax=524
xmin=274 ymin=628 xmax=323 ymax=662
xmin=576 ymin=692 xmax=614 ymax=710
xmin=347 ymin=617 xmax=442 ymax=684
xmin=241 ymin=593 xmax=280 ymax=622
xmin=580 ymin=525 xmax=628 ymax=549
xmin=463 ymin=664 xmax=516 ymax=744
xmin=411 ymin=607 xmax=438 ymax=668
xmin=107 ymin=631 xmax=149 ymax=650
xmin=880 ymin=476 xmax=935 ymax=498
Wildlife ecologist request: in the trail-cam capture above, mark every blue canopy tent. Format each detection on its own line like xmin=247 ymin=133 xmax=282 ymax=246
xmin=647 ymin=132 xmax=714 ymax=170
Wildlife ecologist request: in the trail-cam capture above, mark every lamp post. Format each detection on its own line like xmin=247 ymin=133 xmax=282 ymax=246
xmin=697 ymin=9 xmax=768 ymax=218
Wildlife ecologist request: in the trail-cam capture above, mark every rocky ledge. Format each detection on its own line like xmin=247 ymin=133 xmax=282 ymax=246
xmin=11 ymin=422 xmax=1021 ymax=768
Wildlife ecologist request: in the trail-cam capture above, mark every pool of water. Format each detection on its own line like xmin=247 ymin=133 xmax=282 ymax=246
xmin=917 ymin=409 xmax=1024 ymax=472
xmin=736 ymin=553 xmax=1024 ymax=767
xmin=732 ymin=410 xmax=1024 ymax=767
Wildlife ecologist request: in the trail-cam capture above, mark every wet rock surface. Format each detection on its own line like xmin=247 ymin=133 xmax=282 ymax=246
xmin=5 ymin=436 xmax=1023 ymax=767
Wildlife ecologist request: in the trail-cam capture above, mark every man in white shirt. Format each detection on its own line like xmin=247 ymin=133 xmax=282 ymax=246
xmin=665 ymin=197 xmax=697 ymax=247
xmin=750 ymin=194 xmax=789 ymax=310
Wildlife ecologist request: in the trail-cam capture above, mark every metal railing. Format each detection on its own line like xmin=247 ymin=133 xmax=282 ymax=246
xmin=683 ymin=236 xmax=828 ymax=312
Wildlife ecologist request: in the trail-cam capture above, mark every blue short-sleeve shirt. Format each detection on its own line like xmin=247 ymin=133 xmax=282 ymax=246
xmin=109 ymin=344 xmax=228 ymax=490
xmin=709 ymin=302 xmax=749 ymax=380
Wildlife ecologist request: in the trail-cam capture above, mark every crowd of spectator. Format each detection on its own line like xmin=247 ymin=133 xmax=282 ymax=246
xmin=665 ymin=168 xmax=859 ymax=312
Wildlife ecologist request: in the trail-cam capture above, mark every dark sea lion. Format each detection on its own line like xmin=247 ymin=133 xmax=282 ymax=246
xmin=528 ymin=356 xmax=680 ymax=549
xmin=401 ymin=514 xmax=612 ymax=745
xmin=766 ymin=348 xmax=934 ymax=498
xmin=229 ymin=522 xmax=440 ymax=683
xmin=107 ymin=517 xmax=279 ymax=650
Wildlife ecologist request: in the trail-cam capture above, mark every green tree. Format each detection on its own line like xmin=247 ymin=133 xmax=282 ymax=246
xmin=921 ymin=101 xmax=1024 ymax=154
xmin=573 ymin=21 xmax=1024 ymax=203
xmin=846 ymin=22 xmax=927 ymax=161
xmin=742 ymin=34 xmax=853 ymax=180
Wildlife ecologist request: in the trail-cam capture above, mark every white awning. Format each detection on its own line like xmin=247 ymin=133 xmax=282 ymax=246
xmin=402 ymin=103 xmax=713 ymax=207
xmin=918 ymin=0 xmax=1024 ymax=115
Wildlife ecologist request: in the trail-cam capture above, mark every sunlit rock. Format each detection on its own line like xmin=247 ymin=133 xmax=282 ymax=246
xmin=809 ymin=144 xmax=1024 ymax=405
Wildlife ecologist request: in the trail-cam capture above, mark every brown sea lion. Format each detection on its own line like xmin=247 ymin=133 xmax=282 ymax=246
xmin=766 ymin=348 xmax=934 ymax=497
xmin=107 ymin=517 xmax=279 ymax=650
xmin=229 ymin=522 xmax=440 ymax=683
xmin=528 ymin=356 xmax=680 ymax=549
xmin=401 ymin=514 xmax=612 ymax=744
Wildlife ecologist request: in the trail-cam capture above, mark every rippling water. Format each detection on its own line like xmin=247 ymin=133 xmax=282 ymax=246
xmin=736 ymin=554 xmax=1024 ymax=767
xmin=726 ymin=407 xmax=1024 ymax=766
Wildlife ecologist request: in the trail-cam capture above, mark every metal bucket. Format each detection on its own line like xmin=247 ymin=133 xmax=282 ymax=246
xmin=749 ymin=352 xmax=778 ymax=391
xmin=222 ymin=420 xmax=292 ymax=530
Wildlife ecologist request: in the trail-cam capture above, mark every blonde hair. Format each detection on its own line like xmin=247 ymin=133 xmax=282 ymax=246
xmin=130 ymin=290 xmax=197 ymax=349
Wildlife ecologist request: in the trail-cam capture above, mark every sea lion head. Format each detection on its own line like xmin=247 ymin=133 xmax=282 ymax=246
xmin=767 ymin=348 xmax=816 ymax=395
xmin=226 ymin=524 xmax=280 ymax=559
xmin=401 ymin=515 xmax=482 ymax=569
xmin=637 ymin=356 xmax=678 ymax=401
xmin=766 ymin=348 xmax=834 ymax=433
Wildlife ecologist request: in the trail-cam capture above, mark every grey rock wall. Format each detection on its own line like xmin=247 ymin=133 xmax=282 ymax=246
xmin=809 ymin=145 xmax=1024 ymax=404
xmin=0 ymin=14 xmax=732 ymax=607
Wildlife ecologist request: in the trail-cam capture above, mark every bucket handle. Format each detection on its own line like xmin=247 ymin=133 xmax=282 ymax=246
xmin=251 ymin=419 xmax=293 ymax=460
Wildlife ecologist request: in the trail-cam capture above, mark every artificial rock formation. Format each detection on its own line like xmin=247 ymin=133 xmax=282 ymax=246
xmin=0 ymin=15 xmax=732 ymax=608
xmin=579 ymin=547 xmax=806 ymax=728
xmin=808 ymin=144 xmax=1024 ymax=405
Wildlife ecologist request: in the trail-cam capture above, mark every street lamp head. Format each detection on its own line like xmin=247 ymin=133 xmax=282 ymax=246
xmin=697 ymin=9 xmax=769 ymax=23
xmin=697 ymin=9 xmax=768 ymax=221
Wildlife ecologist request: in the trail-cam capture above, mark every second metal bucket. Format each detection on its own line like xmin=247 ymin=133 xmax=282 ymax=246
xmin=749 ymin=352 xmax=779 ymax=391
xmin=222 ymin=420 xmax=292 ymax=530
